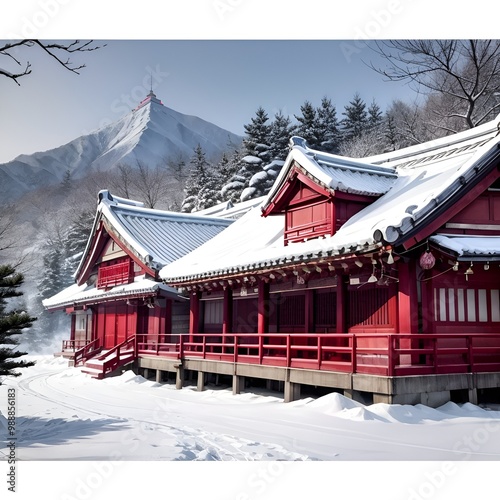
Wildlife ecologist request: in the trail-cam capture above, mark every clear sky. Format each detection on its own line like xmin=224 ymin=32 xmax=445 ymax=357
xmin=0 ymin=1 xmax=484 ymax=164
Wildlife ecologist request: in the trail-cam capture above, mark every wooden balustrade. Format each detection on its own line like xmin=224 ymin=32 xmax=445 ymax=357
xmin=134 ymin=332 xmax=500 ymax=376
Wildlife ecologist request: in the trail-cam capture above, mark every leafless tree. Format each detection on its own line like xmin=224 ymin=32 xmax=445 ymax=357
xmin=133 ymin=161 xmax=174 ymax=209
xmin=385 ymin=99 xmax=436 ymax=146
xmin=0 ymin=39 xmax=103 ymax=85
xmin=115 ymin=163 xmax=135 ymax=199
xmin=0 ymin=207 xmax=18 ymax=254
xmin=165 ymin=153 xmax=189 ymax=183
xmin=370 ymin=40 xmax=500 ymax=131
xmin=339 ymin=128 xmax=388 ymax=158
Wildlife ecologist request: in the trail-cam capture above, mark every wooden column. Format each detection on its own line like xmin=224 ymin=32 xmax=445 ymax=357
xmin=398 ymin=259 xmax=419 ymax=366
xmin=70 ymin=314 xmax=76 ymax=342
xmin=164 ymin=299 xmax=172 ymax=335
xmin=258 ymin=280 xmax=270 ymax=334
xmin=222 ymin=287 xmax=233 ymax=334
xmin=189 ymin=291 xmax=201 ymax=341
xmin=304 ymin=289 xmax=314 ymax=333
xmin=336 ymin=274 xmax=347 ymax=333
xmin=398 ymin=260 xmax=418 ymax=333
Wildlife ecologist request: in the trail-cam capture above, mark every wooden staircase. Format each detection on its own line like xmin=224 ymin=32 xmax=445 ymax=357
xmin=81 ymin=336 xmax=136 ymax=379
xmin=55 ymin=338 xmax=102 ymax=366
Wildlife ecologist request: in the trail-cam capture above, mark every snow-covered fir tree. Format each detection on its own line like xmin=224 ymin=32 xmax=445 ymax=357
xmin=0 ymin=264 xmax=36 ymax=381
xmin=221 ymin=108 xmax=277 ymax=203
xmin=222 ymin=154 xmax=264 ymax=204
xmin=367 ymin=99 xmax=384 ymax=130
xmin=33 ymin=208 xmax=95 ymax=352
xmin=219 ymin=146 xmax=246 ymax=203
xmin=317 ymin=97 xmax=342 ymax=153
xmin=384 ymin=114 xmax=399 ymax=152
xmin=243 ymin=106 xmax=272 ymax=163
xmin=241 ymin=159 xmax=285 ymax=202
xmin=181 ymin=144 xmax=221 ymax=212
xmin=241 ymin=110 xmax=294 ymax=201
xmin=294 ymin=100 xmax=321 ymax=148
xmin=341 ymin=92 xmax=368 ymax=141
xmin=269 ymin=110 xmax=295 ymax=160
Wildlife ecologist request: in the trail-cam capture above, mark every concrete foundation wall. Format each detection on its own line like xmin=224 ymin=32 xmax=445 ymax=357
xmin=137 ymin=355 xmax=500 ymax=407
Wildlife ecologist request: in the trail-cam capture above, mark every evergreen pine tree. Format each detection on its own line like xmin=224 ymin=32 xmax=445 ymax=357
xmin=269 ymin=110 xmax=295 ymax=160
xmin=341 ymin=92 xmax=368 ymax=141
xmin=317 ymin=97 xmax=341 ymax=153
xmin=38 ymin=247 xmax=64 ymax=300
xmin=198 ymin=168 xmax=222 ymax=211
xmin=243 ymin=106 xmax=272 ymax=162
xmin=181 ymin=144 xmax=221 ymax=212
xmin=367 ymin=99 xmax=384 ymax=130
xmin=0 ymin=264 xmax=36 ymax=381
xmin=221 ymin=106 xmax=276 ymax=205
xmin=221 ymin=155 xmax=264 ymax=204
xmin=220 ymin=146 xmax=248 ymax=204
xmin=242 ymin=159 xmax=285 ymax=201
xmin=295 ymin=100 xmax=321 ymax=148
xmin=64 ymin=211 xmax=94 ymax=260
xmin=385 ymin=115 xmax=399 ymax=152
xmin=61 ymin=169 xmax=72 ymax=190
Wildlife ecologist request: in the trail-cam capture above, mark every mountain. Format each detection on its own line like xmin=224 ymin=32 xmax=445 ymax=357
xmin=0 ymin=92 xmax=242 ymax=202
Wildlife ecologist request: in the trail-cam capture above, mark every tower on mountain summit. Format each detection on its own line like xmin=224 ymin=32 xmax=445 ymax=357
xmin=133 ymin=88 xmax=163 ymax=111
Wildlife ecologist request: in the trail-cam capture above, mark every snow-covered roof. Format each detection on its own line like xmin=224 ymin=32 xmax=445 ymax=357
xmin=430 ymin=235 xmax=500 ymax=260
xmin=160 ymin=116 xmax=500 ymax=284
xmin=194 ymin=196 xmax=266 ymax=219
xmin=75 ymin=190 xmax=233 ymax=278
xmin=262 ymin=137 xmax=398 ymax=206
xmin=43 ymin=276 xmax=182 ymax=310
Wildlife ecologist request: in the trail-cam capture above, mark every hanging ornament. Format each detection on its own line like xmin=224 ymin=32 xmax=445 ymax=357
xmin=419 ymin=250 xmax=436 ymax=270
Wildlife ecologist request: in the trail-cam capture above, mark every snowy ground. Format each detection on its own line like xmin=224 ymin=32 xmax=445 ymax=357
xmin=1 ymin=356 xmax=500 ymax=499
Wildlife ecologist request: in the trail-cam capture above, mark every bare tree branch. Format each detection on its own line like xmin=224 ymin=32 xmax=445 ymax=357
xmin=369 ymin=40 xmax=500 ymax=130
xmin=0 ymin=39 xmax=104 ymax=85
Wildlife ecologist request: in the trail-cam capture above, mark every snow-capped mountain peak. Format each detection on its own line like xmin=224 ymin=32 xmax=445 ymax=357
xmin=0 ymin=93 xmax=241 ymax=201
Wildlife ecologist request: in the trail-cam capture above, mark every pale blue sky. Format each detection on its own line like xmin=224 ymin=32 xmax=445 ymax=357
xmin=0 ymin=1 xmax=479 ymax=164
xmin=0 ymin=39 xmax=418 ymax=163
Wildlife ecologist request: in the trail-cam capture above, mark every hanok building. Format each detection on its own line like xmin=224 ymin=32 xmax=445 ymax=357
xmin=43 ymin=190 xmax=233 ymax=378
xmin=158 ymin=117 xmax=500 ymax=406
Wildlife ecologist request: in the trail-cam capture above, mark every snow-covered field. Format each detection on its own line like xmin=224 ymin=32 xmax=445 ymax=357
xmin=1 ymin=356 xmax=500 ymax=499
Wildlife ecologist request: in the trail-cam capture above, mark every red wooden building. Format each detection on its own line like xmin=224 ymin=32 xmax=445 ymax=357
xmin=157 ymin=117 xmax=500 ymax=405
xmin=43 ymin=190 xmax=233 ymax=377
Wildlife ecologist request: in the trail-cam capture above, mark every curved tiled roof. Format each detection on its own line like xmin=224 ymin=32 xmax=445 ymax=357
xmin=75 ymin=190 xmax=233 ymax=278
xmin=161 ymin=118 xmax=500 ymax=284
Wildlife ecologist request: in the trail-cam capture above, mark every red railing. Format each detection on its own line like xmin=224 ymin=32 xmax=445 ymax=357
xmin=74 ymin=338 xmax=101 ymax=366
xmin=97 ymin=260 xmax=132 ymax=289
xmin=89 ymin=336 xmax=137 ymax=375
xmin=136 ymin=334 xmax=182 ymax=358
xmin=62 ymin=339 xmax=89 ymax=351
xmin=103 ymin=336 xmax=137 ymax=374
xmin=136 ymin=332 xmax=500 ymax=377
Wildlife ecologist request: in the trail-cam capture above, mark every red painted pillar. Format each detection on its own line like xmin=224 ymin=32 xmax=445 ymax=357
xmin=336 ymin=274 xmax=347 ymax=334
xmin=222 ymin=287 xmax=233 ymax=355
xmin=398 ymin=259 xmax=419 ymax=367
xmin=304 ymin=289 xmax=314 ymax=334
xmin=189 ymin=291 xmax=201 ymax=342
xmin=222 ymin=288 xmax=233 ymax=334
xmin=397 ymin=260 xmax=418 ymax=333
xmin=164 ymin=299 xmax=172 ymax=334
xmin=258 ymin=280 xmax=270 ymax=334
xmin=70 ymin=314 xmax=76 ymax=343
